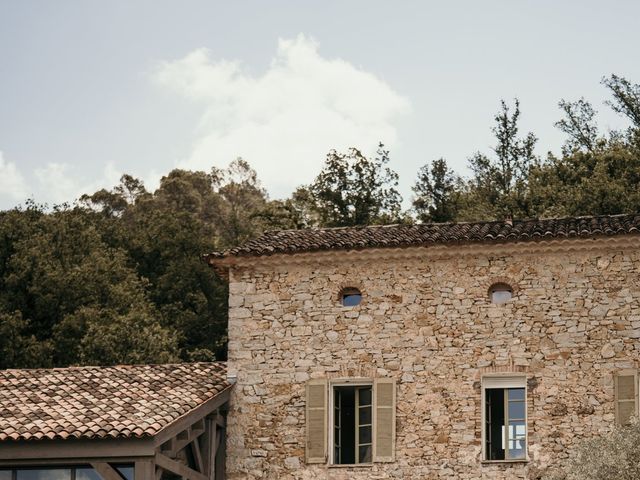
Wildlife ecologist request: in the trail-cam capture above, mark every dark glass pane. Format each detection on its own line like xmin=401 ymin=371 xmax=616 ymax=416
xmin=334 ymin=427 xmax=340 ymax=445
xmin=508 ymin=388 xmax=525 ymax=401
xmin=508 ymin=401 xmax=525 ymax=419
xmin=115 ymin=467 xmax=133 ymax=480
xmin=17 ymin=470 xmax=71 ymax=480
xmin=0 ymin=471 xmax=11 ymax=480
xmin=76 ymin=469 xmax=101 ymax=480
xmin=342 ymin=294 xmax=362 ymax=307
xmin=359 ymin=387 xmax=372 ymax=406
xmin=358 ymin=445 xmax=372 ymax=463
xmin=359 ymin=406 xmax=372 ymax=425
xmin=485 ymin=388 xmax=505 ymax=460
xmin=359 ymin=425 xmax=372 ymax=444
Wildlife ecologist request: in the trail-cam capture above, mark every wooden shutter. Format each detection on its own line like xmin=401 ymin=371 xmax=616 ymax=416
xmin=306 ymin=379 xmax=327 ymax=463
xmin=373 ymin=378 xmax=396 ymax=462
xmin=615 ymin=371 xmax=638 ymax=426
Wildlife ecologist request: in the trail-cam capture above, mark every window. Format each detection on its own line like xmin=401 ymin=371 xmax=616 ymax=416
xmin=305 ymin=378 xmax=396 ymax=465
xmin=2 ymin=466 xmax=133 ymax=480
xmin=483 ymin=376 xmax=527 ymax=461
xmin=333 ymin=385 xmax=372 ymax=464
xmin=615 ymin=370 xmax=639 ymax=425
xmin=340 ymin=287 xmax=362 ymax=307
xmin=489 ymin=283 xmax=513 ymax=304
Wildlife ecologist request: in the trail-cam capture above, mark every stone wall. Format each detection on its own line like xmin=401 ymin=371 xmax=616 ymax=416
xmin=224 ymin=241 xmax=640 ymax=479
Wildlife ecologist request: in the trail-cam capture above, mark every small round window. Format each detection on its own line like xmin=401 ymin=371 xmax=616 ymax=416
xmin=489 ymin=283 xmax=513 ymax=304
xmin=341 ymin=287 xmax=362 ymax=307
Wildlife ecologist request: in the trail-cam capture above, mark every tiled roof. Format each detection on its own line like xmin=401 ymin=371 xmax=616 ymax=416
xmin=209 ymin=214 xmax=640 ymax=259
xmin=0 ymin=362 xmax=229 ymax=442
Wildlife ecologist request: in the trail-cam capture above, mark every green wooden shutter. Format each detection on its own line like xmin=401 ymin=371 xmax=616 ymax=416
xmin=373 ymin=378 xmax=396 ymax=462
xmin=306 ymin=379 xmax=327 ymax=463
xmin=615 ymin=371 xmax=638 ymax=426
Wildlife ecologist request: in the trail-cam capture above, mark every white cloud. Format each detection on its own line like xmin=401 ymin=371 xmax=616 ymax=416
xmin=35 ymin=162 xmax=121 ymax=205
xmin=0 ymin=151 xmax=29 ymax=207
xmin=154 ymin=34 xmax=411 ymax=198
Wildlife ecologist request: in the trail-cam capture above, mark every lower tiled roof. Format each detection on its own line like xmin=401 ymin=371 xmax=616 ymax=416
xmin=0 ymin=362 xmax=229 ymax=441
xmin=209 ymin=214 xmax=640 ymax=259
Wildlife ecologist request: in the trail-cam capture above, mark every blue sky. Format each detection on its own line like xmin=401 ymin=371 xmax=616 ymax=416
xmin=1 ymin=1 xmax=639 ymax=209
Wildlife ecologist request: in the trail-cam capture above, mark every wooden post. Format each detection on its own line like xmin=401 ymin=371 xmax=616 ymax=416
xmin=134 ymin=460 xmax=155 ymax=480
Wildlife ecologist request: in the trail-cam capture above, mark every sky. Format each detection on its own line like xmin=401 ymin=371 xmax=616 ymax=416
xmin=1 ymin=1 xmax=640 ymax=209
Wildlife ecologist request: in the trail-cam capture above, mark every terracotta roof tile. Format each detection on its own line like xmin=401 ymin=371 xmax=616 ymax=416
xmin=209 ymin=214 xmax=640 ymax=260
xmin=0 ymin=362 xmax=229 ymax=442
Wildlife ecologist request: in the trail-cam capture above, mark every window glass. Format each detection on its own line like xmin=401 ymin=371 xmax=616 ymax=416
xmin=0 ymin=471 xmax=11 ymax=480
xmin=115 ymin=467 xmax=134 ymax=480
xmin=341 ymin=288 xmax=362 ymax=307
xmin=17 ymin=470 xmax=71 ymax=480
xmin=358 ymin=444 xmax=372 ymax=463
xmin=490 ymin=283 xmax=513 ymax=304
xmin=76 ymin=469 xmax=101 ymax=480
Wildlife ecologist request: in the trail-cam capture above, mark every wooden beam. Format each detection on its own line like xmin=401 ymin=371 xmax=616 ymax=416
xmin=214 ymin=413 xmax=225 ymax=429
xmin=0 ymin=438 xmax=155 ymax=461
xmin=135 ymin=460 xmax=155 ymax=480
xmin=214 ymin=425 xmax=225 ymax=480
xmin=163 ymin=425 xmax=205 ymax=456
xmin=191 ymin=437 xmax=204 ymax=474
xmin=91 ymin=462 xmax=124 ymax=480
xmin=208 ymin=419 xmax=217 ymax=480
xmin=154 ymin=387 xmax=231 ymax=447
xmin=155 ymin=453 xmax=208 ymax=480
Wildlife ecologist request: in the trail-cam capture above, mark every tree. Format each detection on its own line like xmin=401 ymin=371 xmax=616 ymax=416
xmin=0 ymin=311 xmax=51 ymax=369
xmin=0 ymin=204 xmax=179 ymax=367
xmin=602 ymin=74 xmax=640 ymax=129
xmin=464 ymin=99 xmax=538 ymax=219
xmin=79 ymin=159 xmax=290 ymax=362
xmin=555 ymin=98 xmax=600 ymax=154
xmin=302 ymin=143 xmax=403 ymax=227
xmin=412 ymin=158 xmax=460 ymax=223
xmin=543 ymin=420 xmax=640 ymax=480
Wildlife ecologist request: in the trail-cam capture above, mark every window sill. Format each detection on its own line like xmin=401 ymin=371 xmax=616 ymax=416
xmin=328 ymin=463 xmax=374 ymax=468
xmin=481 ymin=459 xmax=529 ymax=465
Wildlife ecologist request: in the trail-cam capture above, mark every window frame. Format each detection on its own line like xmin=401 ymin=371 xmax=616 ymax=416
xmin=328 ymin=379 xmax=374 ymax=466
xmin=481 ymin=375 xmax=528 ymax=463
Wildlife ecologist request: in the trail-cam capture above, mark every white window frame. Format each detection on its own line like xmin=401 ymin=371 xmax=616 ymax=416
xmin=328 ymin=378 xmax=374 ymax=466
xmin=481 ymin=374 xmax=528 ymax=462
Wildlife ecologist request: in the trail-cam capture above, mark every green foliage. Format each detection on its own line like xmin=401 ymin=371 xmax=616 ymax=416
xmin=0 ymin=311 xmax=51 ymax=369
xmin=603 ymin=74 xmax=640 ymax=128
xmin=413 ymin=76 xmax=640 ymax=223
xmin=412 ymin=158 xmax=461 ymax=223
xmin=543 ymin=420 xmax=640 ymax=480
xmin=0 ymin=204 xmax=178 ymax=366
xmin=463 ymin=99 xmax=539 ymax=220
xmin=555 ymin=98 xmax=600 ymax=154
xmin=301 ymin=143 xmax=404 ymax=227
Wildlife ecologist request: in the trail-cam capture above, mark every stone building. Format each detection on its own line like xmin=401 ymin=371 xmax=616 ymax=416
xmin=206 ymin=214 xmax=640 ymax=479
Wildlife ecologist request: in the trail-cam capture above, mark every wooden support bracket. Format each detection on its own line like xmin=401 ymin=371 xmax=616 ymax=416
xmin=155 ymin=452 xmax=208 ymax=480
xmin=91 ymin=463 xmax=123 ymax=480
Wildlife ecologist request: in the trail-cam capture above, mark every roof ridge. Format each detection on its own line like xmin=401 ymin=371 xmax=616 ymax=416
xmin=207 ymin=213 xmax=640 ymax=261
xmin=0 ymin=361 xmax=226 ymax=373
